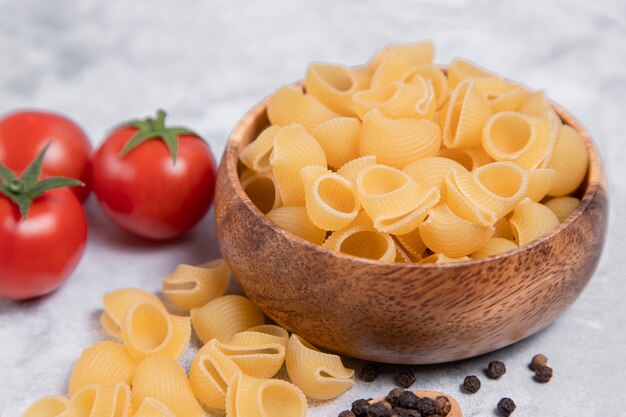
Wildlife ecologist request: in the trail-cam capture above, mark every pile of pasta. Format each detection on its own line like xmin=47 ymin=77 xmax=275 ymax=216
xmin=239 ymin=40 xmax=589 ymax=263
xmin=23 ymin=259 xmax=355 ymax=417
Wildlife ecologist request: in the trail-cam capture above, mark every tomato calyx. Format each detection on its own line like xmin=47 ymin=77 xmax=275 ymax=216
xmin=119 ymin=110 xmax=198 ymax=165
xmin=0 ymin=142 xmax=84 ymax=219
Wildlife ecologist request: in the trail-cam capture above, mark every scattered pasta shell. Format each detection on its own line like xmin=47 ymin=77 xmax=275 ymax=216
xmin=229 ymin=324 xmax=290 ymax=348
xmin=311 ymin=117 xmax=361 ymax=170
xmin=509 ymin=198 xmax=559 ymax=246
xmin=67 ymin=341 xmax=137 ymax=396
xmin=217 ymin=339 xmax=285 ymax=379
xmin=544 ymin=196 xmax=581 ymax=222
xmin=226 ymin=371 xmax=308 ymax=417
xmin=266 ymin=206 xmax=326 ymax=245
xmin=441 ymin=79 xmax=492 ymax=148
xmin=286 ymin=334 xmax=354 ymax=400
xmin=241 ymin=170 xmax=283 ymax=214
xmin=22 ymin=396 xmax=68 ymax=417
xmin=100 ymin=288 xmax=162 ymax=339
xmin=190 ymin=295 xmax=265 ymax=344
xmin=133 ymin=397 xmax=176 ymax=417
xmin=305 ymin=63 xmax=361 ymax=116
xmin=546 ymin=124 xmax=589 ymax=196
xmin=470 ymin=238 xmax=518 ymax=259
xmin=189 ymin=339 xmax=240 ymax=409
xmin=162 ymin=259 xmax=231 ymax=311
xmin=267 ymin=85 xmax=338 ymax=132
xmin=132 ymin=355 xmax=204 ymax=417
xmin=64 ymin=383 xmax=131 ymax=417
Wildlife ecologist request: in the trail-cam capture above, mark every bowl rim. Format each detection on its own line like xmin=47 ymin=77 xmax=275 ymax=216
xmin=221 ymin=83 xmax=605 ymax=268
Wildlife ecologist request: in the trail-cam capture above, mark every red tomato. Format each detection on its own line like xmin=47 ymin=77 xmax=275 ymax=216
xmin=0 ymin=110 xmax=92 ymax=202
xmin=0 ymin=189 xmax=88 ymax=300
xmin=92 ymin=111 xmax=216 ymax=240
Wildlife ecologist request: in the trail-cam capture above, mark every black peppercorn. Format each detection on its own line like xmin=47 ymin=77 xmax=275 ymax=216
xmin=530 ymin=354 xmax=548 ymax=371
xmin=405 ymin=411 xmax=422 ymax=417
xmin=486 ymin=360 xmax=507 ymax=379
xmin=497 ymin=397 xmax=516 ymax=416
xmin=360 ymin=363 xmax=381 ymax=382
xmin=339 ymin=411 xmax=357 ymax=417
xmin=397 ymin=390 xmax=419 ymax=409
xmin=415 ymin=397 xmax=437 ymax=416
xmin=434 ymin=395 xmax=452 ymax=416
xmin=534 ymin=365 xmax=553 ymax=383
xmin=462 ymin=375 xmax=481 ymax=393
xmin=395 ymin=370 xmax=416 ymax=388
xmin=389 ymin=408 xmax=410 ymax=417
xmin=385 ymin=388 xmax=405 ymax=407
xmin=352 ymin=399 xmax=371 ymax=417
xmin=368 ymin=401 xmax=392 ymax=417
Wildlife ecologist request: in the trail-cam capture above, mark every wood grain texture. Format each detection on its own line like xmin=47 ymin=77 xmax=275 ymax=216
xmin=214 ymin=90 xmax=608 ymax=364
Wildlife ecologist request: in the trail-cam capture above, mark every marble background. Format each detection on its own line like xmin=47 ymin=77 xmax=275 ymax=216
xmin=1 ymin=0 xmax=625 ymax=415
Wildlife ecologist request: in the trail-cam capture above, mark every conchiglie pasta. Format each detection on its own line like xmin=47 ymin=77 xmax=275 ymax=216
xmin=267 ymin=86 xmax=338 ymax=131
xmin=353 ymin=80 xmax=435 ymax=120
xmin=226 ymin=372 xmax=307 ymax=417
xmin=474 ymin=77 xmax=529 ymax=113
xmin=305 ymin=63 xmax=361 ymax=116
xmin=440 ymin=79 xmax=492 ymax=148
xmin=68 ymin=341 xmax=137 ymax=396
xmin=493 ymin=216 xmax=515 ymax=240
xmin=444 ymin=170 xmax=497 ymax=226
xmin=509 ymin=199 xmax=559 ymax=246
xmin=525 ymin=168 xmax=556 ymax=202
xmin=190 ymin=295 xmax=265 ymax=344
xmin=269 ymin=125 xmax=327 ymax=205
xmin=547 ymin=124 xmax=589 ymax=196
xmin=470 ymin=238 xmax=518 ymax=259
xmin=241 ymin=171 xmax=282 ymax=214
xmin=394 ymin=228 xmax=427 ymax=260
xmin=311 ymin=117 xmax=361 ymax=170
xmin=447 ymin=58 xmax=496 ymax=89
xmin=162 ymin=260 xmax=230 ymax=311
xmin=266 ymin=206 xmax=326 ymax=245
xmin=121 ymin=301 xmax=191 ymax=362
xmin=301 ymin=166 xmax=360 ymax=230
xmin=239 ymin=125 xmax=281 ymax=172
xmin=132 ymin=355 xmax=204 ymax=417
xmin=360 ymin=109 xmax=441 ymax=169
xmin=438 ymin=146 xmax=491 ymax=171
xmin=229 ymin=325 xmax=290 ymax=349
xmin=132 ymin=398 xmax=176 ymax=417
xmin=402 ymin=156 xmax=467 ymax=193
xmin=100 ymin=288 xmax=162 ymax=339
xmin=544 ymin=196 xmax=580 ymax=222
xmin=401 ymin=65 xmax=449 ymax=109
xmin=22 ymin=396 xmax=68 ymax=417
xmin=418 ymin=204 xmax=494 ymax=257
xmin=419 ymin=253 xmax=471 ymax=264
xmin=189 ymin=339 xmax=240 ymax=409
xmin=216 ymin=339 xmax=285 ymax=379
xmin=286 ymin=334 xmax=354 ymax=400
xmin=467 ymin=162 xmax=529 ymax=218
xmin=336 ymin=155 xmax=377 ymax=186
xmin=64 ymin=383 xmax=131 ymax=417
xmin=369 ymin=40 xmax=435 ymax=73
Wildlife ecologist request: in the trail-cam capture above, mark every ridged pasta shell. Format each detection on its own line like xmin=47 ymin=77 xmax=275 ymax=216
xmin=241 ymin=170 xmax=283 ymax=214
xmin=311 ymin=117 xmax=361 ymax=170
xmin=493 ymin=217 xmax=515 ymax=240
xmin=132 ymin=355 xmax=204 ymax=417
xmin=286 ymin=334 xmax=354 ymax=400
xmin=22 ymin=395 xmax=68 ymax=417
xmin=216 ymin=340 xmax=285 ymax=379
xmin=68 ymin=341 xmax=137 ymax=396
xmin=100 ymin=289 xmax=162 ymax=339
xmin=190 ymin=295 xmax=265 ymax=344
xmin=470 ymin=238 xmax=518 ymax=260
xmin=419 ymin=253 xmax=471 ymax=264
xmin=360 ymin=109 xmax=441 ymax=169
xmin=447 ymin=58 xmax=496 ymax=89
xmin=437 ymin=146 xmax=492 ymax=171
xmin=133 ymin=397 xmax=176 ymax=417
xmin=266 ymin=206 xmax=326 ymax=245
xmin=440 ymin=79 xmax=492 ymax=148
xmin=189 ymin=339 xmax=240 ymax=409
xmin=336 ymin=155 xmax=377 ymax=186
xmin=444 ymin=170 xmax=498 ymax=226
xmin=229 ymin=325 xmax=289 ymax=348
xmin=64 ymin=383 xmax=131 ymax=417
xmin=525 ymin=168 xmax=556 ymax=202
xmin=353 ymin=80 xmax=435 ymax=120
xmin=400 ymin=64 xmax=449 ymax=109
xmin=509 ymin=198 xmax=559 ymax=246
xmin=403 ymin=156 xmax=467 ymax=193
xmin=394 ymin=228 xmax=427 ymax=260
xmin=544 ymin=196 xmax=580 ymax=222
xmin=162 ymin=259 xmax=230 ymax=311
xmin=369 ymin=40 xmax=435 ymax=83
xmin=546 ymin=124 xmax=589 ymax=196
xmin=305 ymin=63 xmax=362 ymax=116
xmin=474 ymin=77 xmax=529 ymax=113
xmin=238 ymin=125 xmax=281 ymax=172
xmin=267 ymin=86 xmax=338 ymax=132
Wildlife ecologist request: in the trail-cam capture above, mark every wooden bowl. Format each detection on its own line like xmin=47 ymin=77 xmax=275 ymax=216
xmin=215 ymin=94 xmax=608 ymax=364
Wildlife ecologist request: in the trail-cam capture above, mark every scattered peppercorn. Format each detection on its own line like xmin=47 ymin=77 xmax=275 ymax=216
xmin=530 ymin=354 xmax=548 ymax=371
xmin=497 ymin=397 xmax=516 ymax=416
xmin=534 ymin=365 xmax=553 ymax=383
xmin=385 ymin=388 xmax=405 ymax=407
xmin=415 ymin=397 xmax=437 ymax=416
xmin=360 ymin=363 xmax=381 ymax=382
xmin=389 ymin=408 xmax=409 ymax=417
xmin=435 ymin=396 xmax=452 ymax=416
xmin=395 ymin=370 xmax=416 ymax=388
xmin=368 ymin=401 xmax=392 ymax=417
xmin=352 ymin=399 xmax=371 ymax=417
xmin=486 ymin=361 xmax=507 ymax=379
xmin=339 ymin=411 xmax=357 ymax=417
xmin=405 ymin=410 xmax=421 ymax=417
xmin=462 ymin=375 xmax=481 ymax=393
xmin=397 ymin=391 xmax=419 ymax=409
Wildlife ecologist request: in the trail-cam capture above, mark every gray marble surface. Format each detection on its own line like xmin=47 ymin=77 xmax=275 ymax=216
xmin=1 ymin=0 xmax=625 ymax=415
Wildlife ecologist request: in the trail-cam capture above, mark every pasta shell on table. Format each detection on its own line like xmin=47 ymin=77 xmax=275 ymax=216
xmin=22 ymin=395 xmax=69 ymax=417
xmin=301 ymin=166 xmax=360 ymax=231
xmin=470 ymin=237 xmax=518 ymax=260
xmin=189 ymin=339 xmax=240 ymax=409
xmin=419 ymin=253 xmax=471 ymax=264
xmin=265 ymin=206 xmax=326 ymax=245
xmin=400 ymin=64 xmax=449 ymax=109
xmin=336 ymin=155 xmax=377 ymax=186
xmin=64 ymin=383 xmax=131 ymax=417
xmin=190 ymin=295 xmax=265 ymax=344
xmin=305 ymin=63 xmax=364 ymax=116
xmin=402 ymin=156 xmax=467 ymax=195
xmin=67 ymin=341 xmax=137 ymax=396
xmin=269 ymin=125 xmax=327 ymax=206
xmin=525 ymin=168 xmax=556 ymax=202
xmin=267 ymin=85 xmax=338 ymax=132
xmin=323 ymin=212 xmax=397 ymax=262
xmin=368 ymin=40 xmax=435 ymax=79
xmin=440 ymin=79 xmax=492 ymax=149
xmin=360 ymin=109 xmax=441 ymax=169
xmin=132 ymin=355 xmax=204 ymax=417
xmin=238 ymin=125 xmax=281 ymax=173
xmin=493 ymin=216 xmax=515 ymax=240
xmin=216 ymin=339 xmax=285 ymax=379
xmin=286 ymin=334 xmax=355 ymax=400
xmin=120 ymin=301 xmax=191 ymax=362
xmin=226 ymin=371 xmax=307 ymax=417
xmin=241 ymin=170 xmax=283 ymax=214
xmin=353 ymin=79 xmax=435 ymax=120
xmin=444 ymin=170 xmax=498 ymax=226
xmin=447 ymin=57 xmax=497 ymax=89
xmin=437 ymin=146 xmax=492 ymax=171
xmin=546 ymin=124 xmax=589 ymax=196
xmin=100 ymin=288 xmax=162 ymax=339
xmin=311 ymin=117 xmax=361 ymax=170
xmin=418 ymin=204 xmax=495 ymax=257
xmin=132 ymin=397 xmax=175 ymax=417
xmin=394 ymin=228 xmax=427 ymax=260
xmin=509 ymin=198 xmax=559 ymax=246
xmin=229 ymin=324 xmax=289 ymax=348
xmin=544 ymin=196 xmax=581 ymax=222
xmin=162 ymin=259 xmax=231 ymax=312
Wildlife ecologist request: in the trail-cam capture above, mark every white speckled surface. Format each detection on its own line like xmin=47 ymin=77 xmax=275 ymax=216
xmin=1 ymin=0 xmax=625 ymax=415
